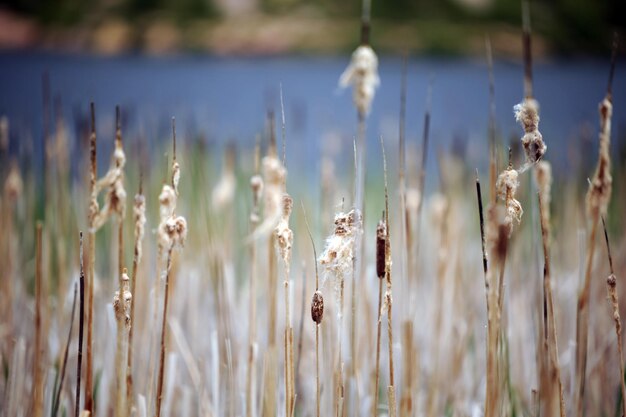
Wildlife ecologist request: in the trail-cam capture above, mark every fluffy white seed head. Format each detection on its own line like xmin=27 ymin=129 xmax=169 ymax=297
xmin=318 ymin=209 xmax=362 ymax=316
xmin=514 ymin=98 xmax=546 ymax=166
xmin=275 ymin=194 xmax=294 ymax=270
xmin=172 ymin=161 xmax=180 ymax=195
xmin=113 ymin=269 xmax=132 ymax=330
xmin=134 ymin=193 xmax=146 ymax=262
xmin=496 ymin=168 xmax=523 ymax=236
xmin=159 ymin=184 xmax=177 ymax=222
xmin=339 ymin=45 xmax=380 ymax=117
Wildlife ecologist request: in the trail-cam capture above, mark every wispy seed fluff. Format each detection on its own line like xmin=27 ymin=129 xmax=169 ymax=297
xmin=252 ymin=151 xmax=286 ymax=238
xmin=275 ymin=194 xmax=294 ymax=270
xmin=318 ymin=209 xmax=362 ymax=315
xmin=113 ymin=269 xmax=132 ymax=330
xmin=172 ymin=161 xmax=180 ymax=195
xmin=339 ymin=45 xmax=380 ymax=117
xmin=158 ymin=181 xmax=187 ymax=250
xmin=133 ymin=193 xmax=146 ymax=262
xmin=514 ymin=98 xmax=546 ymax=167
xmin=93 ymin=140 xmax=127 ymax=231
xmin=496 ymin=167 xmax=523 ymax=236
xmin=587 ymin=97 xmax=613 ymax=219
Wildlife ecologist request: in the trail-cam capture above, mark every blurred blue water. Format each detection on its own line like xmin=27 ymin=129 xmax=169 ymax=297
xmin=0 ymin=51 xmax=623 ymax=184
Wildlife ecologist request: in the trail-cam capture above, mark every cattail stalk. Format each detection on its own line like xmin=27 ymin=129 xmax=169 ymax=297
xmin=155 ymin=119 xmax=187 ymax=417
xmin=76 ymin=232 xmax=85 ymax=417
xmin=303 ymin=204 xmax=322 ymax=417
xmin=126 ymin=176 xmax=145 ymax=416
xmin=601 ymin=216 xmax=626 ymax=417
xmin=155 ymin=247 xmax=174 ymax=417
xmin=246 ymin=141 xmax=262 ymax=417
xmin=114 ymin=269 xmax=132 ymax=417
xmin=537 ymin=173 xmax=564 ymax=417
xmin=52 ymin=283 xmax=78 ymax=417
xmin=85 ymin=102 xmax=96 ymax=414
xmin=381 ymin=136 xmax=396 ymax=416
xmin=373 ymin=219 xmax=386 ymax=416
xmin=33 ymin=222 xmax=44 ymax=417
xmin=574 ymin=39 xmax=616 ymax=416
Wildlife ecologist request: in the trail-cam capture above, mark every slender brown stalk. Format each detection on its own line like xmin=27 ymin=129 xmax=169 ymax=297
xmin=381 ymin=136 xmax=396 ymax=416
xmin=85 ymin=102 xmax=97 ymax=415
xmin=373 ymin=217 xmax=386 ymax=416
xmin=126 ymin=175 xmax=144 ymax=416
xmin=602 ymin=216 xmax=626 ymax=417
xmin=33 ymin=223 xmax=44 ymax=417
xmin=76 ymin=231 xmax=85 ymax=417
xmin=574 ymin=39 xmax=616 ymax=417
xmin=52 ymin=282 xmax=78 ymax=417
xmin=537 ymin=191 xmax=564 ymax=417
xmin=485 ymin=36 xmax=497 ymax=204
xmin=522 ymin=0 xmax=533 ymax=100
xmin=302 ymin=203 xmax=322 ymax=417
xmin=246 ymin=140 xmax=261 ymax=417
xmin=155 ymin=246 xmax=174 ymax=417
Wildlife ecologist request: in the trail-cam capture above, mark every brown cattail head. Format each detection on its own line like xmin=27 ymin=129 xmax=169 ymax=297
xmin=133 ymin=193 xmax=146 ymax=262
xmin=376 ymin=219 xmax=387 ymax=279
xmin=608 ymin=274 xmax=617 ymax=289
xmin=311 ymin=290 xmax=324 ymax=325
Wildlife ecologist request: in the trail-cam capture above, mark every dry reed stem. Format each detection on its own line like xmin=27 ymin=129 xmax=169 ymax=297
xmin=114 ymin=269 xmax=132 ymax=417
xmin=53 ymin=282 xmax=78 ymax=417
xmin=155 ymin=246 xmax=174 ymax=417
xmin=85 ymin=102 xmax=96 ymax=415
xmin=537 ymin=190 xmax=564 ymax=417
xmin=485 ymin=36 xmax=497 ymax=204
xmin=76 ymin=231 xmax=85 ymax=417
xmin=33 ymin=222 xmax=44 ymax=417
xmin=574 ymin=50 xmax=615 ymax=414
xmin=126 ymin=176 xmax=145 ymax=416
xmin=246 ymin=142 xmax=262 ymax=417
xmin=602 ymin=216 xmax=626 ymax=417
xmin=303 ymin=202 xmax=322 ymax=417
xmin=373 ymin=219 xmax=386 ymax=416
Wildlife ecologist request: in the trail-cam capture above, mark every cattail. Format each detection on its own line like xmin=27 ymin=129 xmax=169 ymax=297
xmin=319 ymin=209 xmax=362 ymax=311
xmin=275 ymin=194 xmax=294 ymax=269
xmin=133 ymin=193 xmax=146 ymax=263
xmin=496 ymin=167 xmax=523 ymax=236
xmin=311 ymin=290 xmax=324 ymax=325
xmin=514 ymin=98 xmax=546 ymax=166
xmin=339 ymin=45 xmax=380 ymax=117
xmin=114 ymin=269 xmax=132 ymax=329
xmin=92 ymin=137 xmax=127 ymax=231
xmin=376 ymin=219 xmax=387 ymax=279
xmin=586 ymin=98 xmax=612 ymax=220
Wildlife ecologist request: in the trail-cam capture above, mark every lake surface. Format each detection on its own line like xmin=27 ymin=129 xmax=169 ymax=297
xmin=0 ymin=51 xmax=623 ymax=180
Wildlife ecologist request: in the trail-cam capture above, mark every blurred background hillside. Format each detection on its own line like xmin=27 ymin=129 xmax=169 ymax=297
xmin=0 ymin=0 xmax=625 ymax=55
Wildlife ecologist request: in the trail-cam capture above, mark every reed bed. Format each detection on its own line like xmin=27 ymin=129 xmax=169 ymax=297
xmin=0 ymin=19 xmax=624 ymax=417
